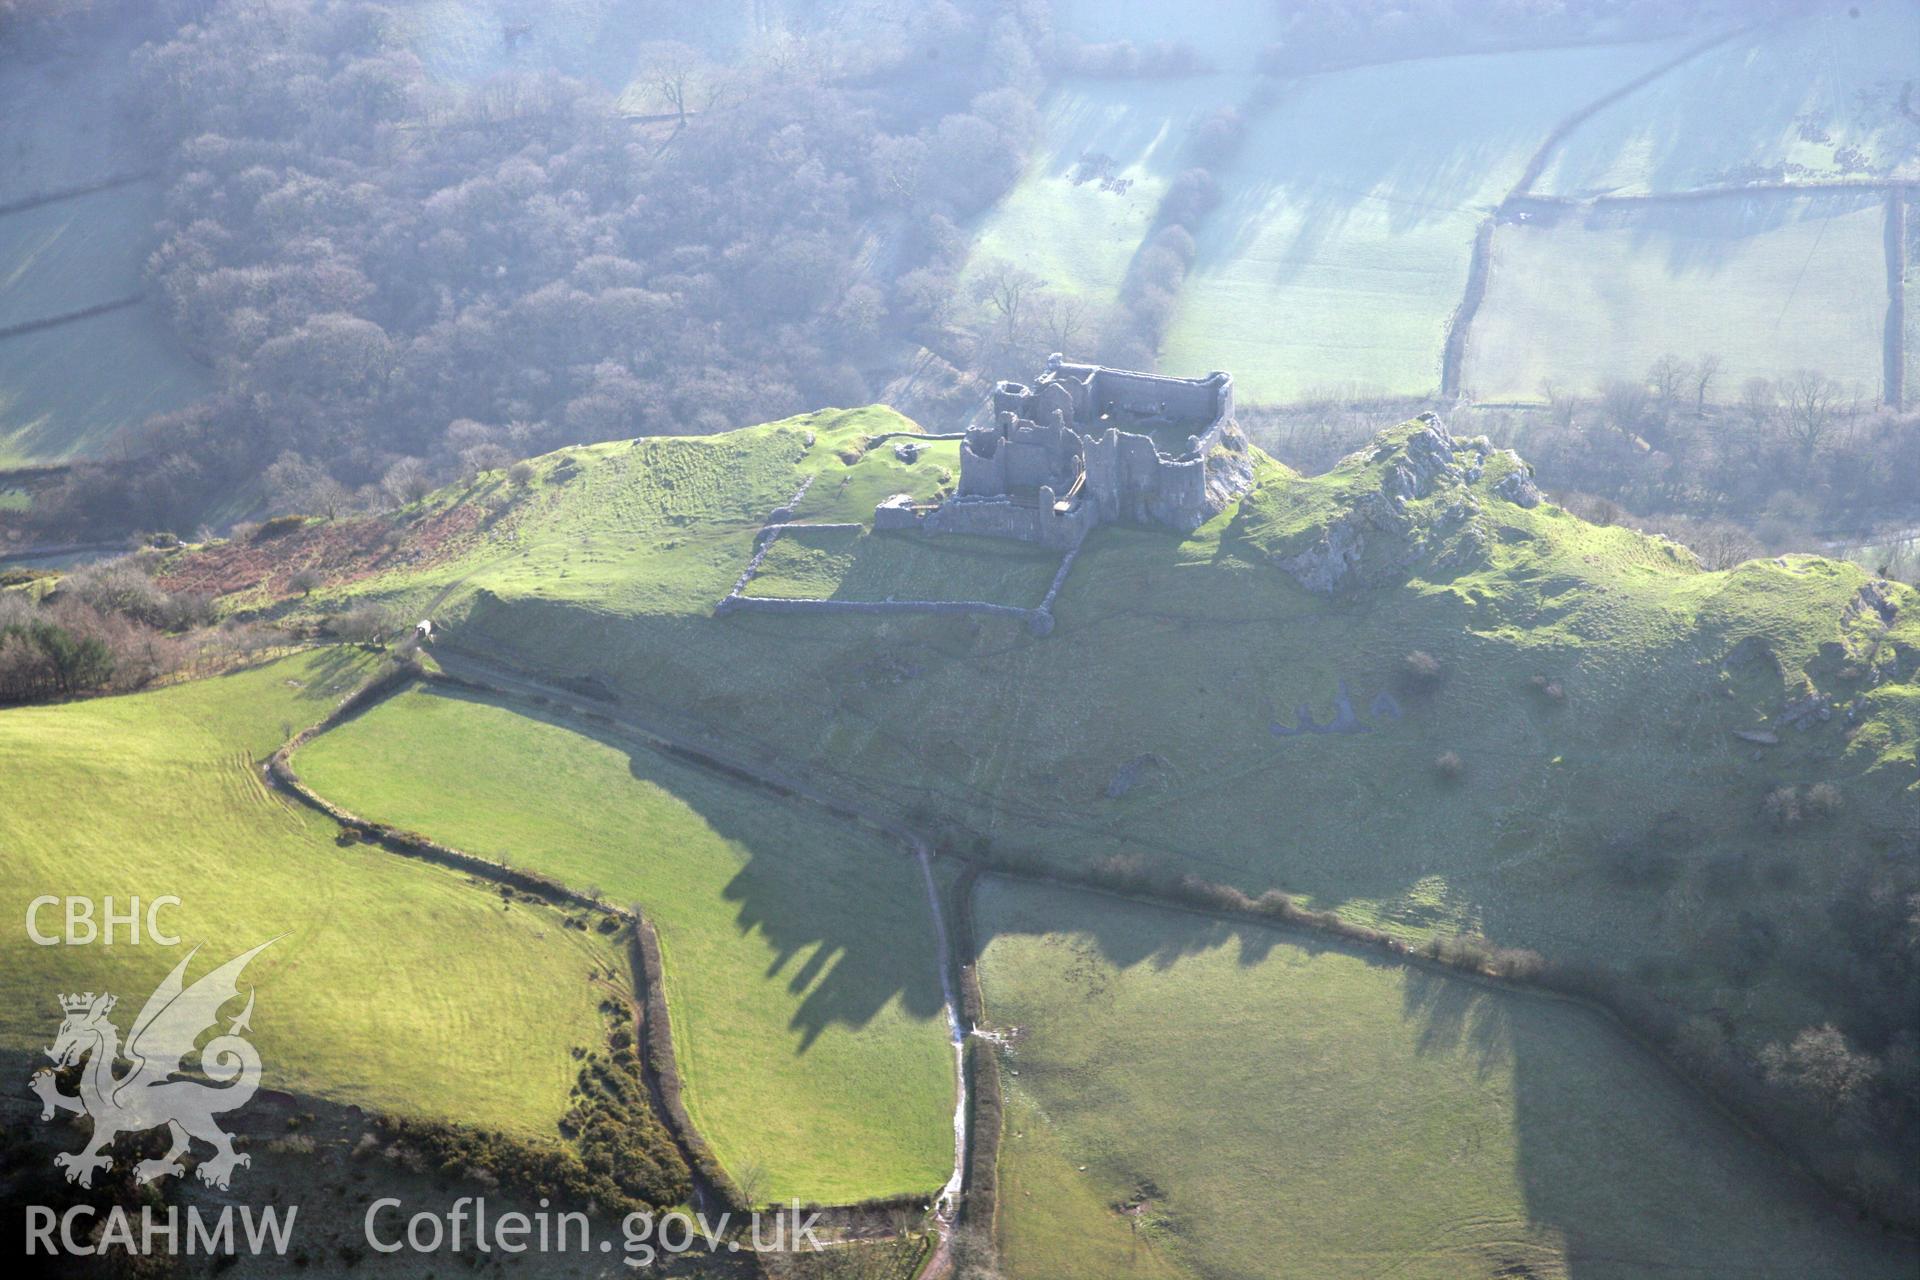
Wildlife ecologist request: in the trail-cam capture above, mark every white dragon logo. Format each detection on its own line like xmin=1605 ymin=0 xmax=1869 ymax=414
xmin=29 ymin=940 xmax=274 ymax=1191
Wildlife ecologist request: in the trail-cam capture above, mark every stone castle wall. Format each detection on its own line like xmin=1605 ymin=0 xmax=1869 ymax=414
xmin=947 ymin=358 xmax=1244 ymax=542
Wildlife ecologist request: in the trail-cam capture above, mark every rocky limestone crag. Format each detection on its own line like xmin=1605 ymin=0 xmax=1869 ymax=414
xmin=1275 ymin=415 xmax=1535 ymax=595
xmin=1495 ymin=468 xmax=1542 ymax=508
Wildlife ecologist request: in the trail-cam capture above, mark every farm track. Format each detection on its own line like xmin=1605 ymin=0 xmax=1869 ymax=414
xmin=1505 ymin=25 xmax=1760 ymax=203
xmin=1438 ymin=24 xmax=1760 ymax=398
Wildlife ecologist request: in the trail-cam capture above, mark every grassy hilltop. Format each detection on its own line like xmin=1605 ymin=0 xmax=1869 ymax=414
xmin=170 ymin=405 xmax=1919 ymax=1066
xmin=149 ymin=404 xmax=1920 ymax=1266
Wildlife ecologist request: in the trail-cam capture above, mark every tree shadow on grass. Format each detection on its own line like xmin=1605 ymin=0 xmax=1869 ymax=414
xmin=976 ymin=879 xmax=1918 ymax=1279
xmin=382 ymin=684 xmax=951 ymax=1054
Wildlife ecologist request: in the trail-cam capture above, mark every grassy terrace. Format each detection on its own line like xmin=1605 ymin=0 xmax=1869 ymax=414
xmin=0 ymin=652 xmax=617 ymax=1138
xmin=748 ymin=526 xmax=1063 ymax=605
xmin=979 ymin=878 xmax=1920 ymax=1280
xmin=295 ymin=682 xmax=956 ymax=1205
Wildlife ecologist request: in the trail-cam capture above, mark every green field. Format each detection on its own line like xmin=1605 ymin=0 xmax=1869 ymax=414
xmin=1052 ymin=0 xmax=1279 ymax=74
xmin=965 ymin=0 xmax=1277 ymax=304
xmin=0 ymin=652 xmax=619 ymax=1139
xmin=1533 ymin=3 xmax=1920 ymax=197
xmin=748 ymin=526 xmax=1063 ymax=604
xmin=978 ymin=878 xmax=1920 ymax=1280
xmin=0 ymin=302 xmax=213 ymax=467
xmin=966 ymin=73 xmax=1259 ymax=308
xmin=1464 ymin=192 xmax=1889 ymax=402
xmin=0 ymin=30 xmax=151 ymax=202
xmin=0 ymin=184 xmax=159 ymax=328
xmin=295 ymin=682 xmax=955 ymax=1205
xmin=0 ymin=33 xmax=211 ymax=467
xmin=1158 ymin=40 xmax=1686 ymax=404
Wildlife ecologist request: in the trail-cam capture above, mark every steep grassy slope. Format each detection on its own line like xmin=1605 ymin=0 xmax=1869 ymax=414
xmin=955 ymin=1 xmax=1282 ymax=308
xmin=1157 ymin=39 xmax=1688 ymax=403
xmin=979 ymin=878 xmax=1920 ymax=1280
xmin=0 ymin=186 xmax=157 ymax=328
xmin=174 ymin=406 xmax=1920 ymax=1117
xmin=1532 ymin=2 xmax=1920 ymax=196
xmin=1465 ymin=192 xmax=1888 ymax=401
xmin=0 ymin=29 xmax=150 ymax=200
xmin=0 ymin=651 xmax=620 ymax=1138
xmin=295 ymin=682 xmax=955 ymax=1205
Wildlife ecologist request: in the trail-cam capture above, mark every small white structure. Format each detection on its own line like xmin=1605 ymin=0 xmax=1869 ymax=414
xmin=414 ymin=619 xmax=434 ymax=642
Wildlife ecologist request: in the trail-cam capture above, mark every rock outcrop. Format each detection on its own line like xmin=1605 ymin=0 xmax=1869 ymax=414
xmin=1272 ymin=417 xmax=1535 ymax=595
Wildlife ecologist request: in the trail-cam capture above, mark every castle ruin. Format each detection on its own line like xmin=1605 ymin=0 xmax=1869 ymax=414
xmin=876 ymin=356 xmax=1254 ymax=549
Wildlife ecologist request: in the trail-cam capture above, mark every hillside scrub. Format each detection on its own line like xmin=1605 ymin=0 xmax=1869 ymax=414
xmin=0 ymin=556 xmax=268 ymax=703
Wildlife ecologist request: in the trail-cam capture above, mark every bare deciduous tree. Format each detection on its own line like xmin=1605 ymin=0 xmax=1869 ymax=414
xmin=1762 ymin=1024 xmax=1879 ymax=1117
xmin=1600 ymin=377 xmax=1651 ymax=437
xmin=1780 ymin=369 xmax=1846 ymax=459
xmin=1691 ymin=353 xmax=1723 ymax=414
xmin=973 ymin=259 xmax=1047 ymax=365
xmin=637 ymin=42 xmax=718 ymax=123
xmin=1539 ymin=378 xmax=1581 ymax=429
xmin=381 ymin=457 xmax=433 ymax=506
xmin=1648 ymin=353 xmax=1692 ymax=417
xmin=1038 ymin=292 xmax=1088 ymax=354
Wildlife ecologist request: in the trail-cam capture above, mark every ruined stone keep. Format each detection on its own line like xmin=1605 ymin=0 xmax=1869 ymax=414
xmin=877 ymin=356 xmax=1255 ymax=549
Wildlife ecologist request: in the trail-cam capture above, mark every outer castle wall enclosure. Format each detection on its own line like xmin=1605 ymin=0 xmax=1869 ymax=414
xmin=939 ymin=359 xmax=1243 ymax=542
